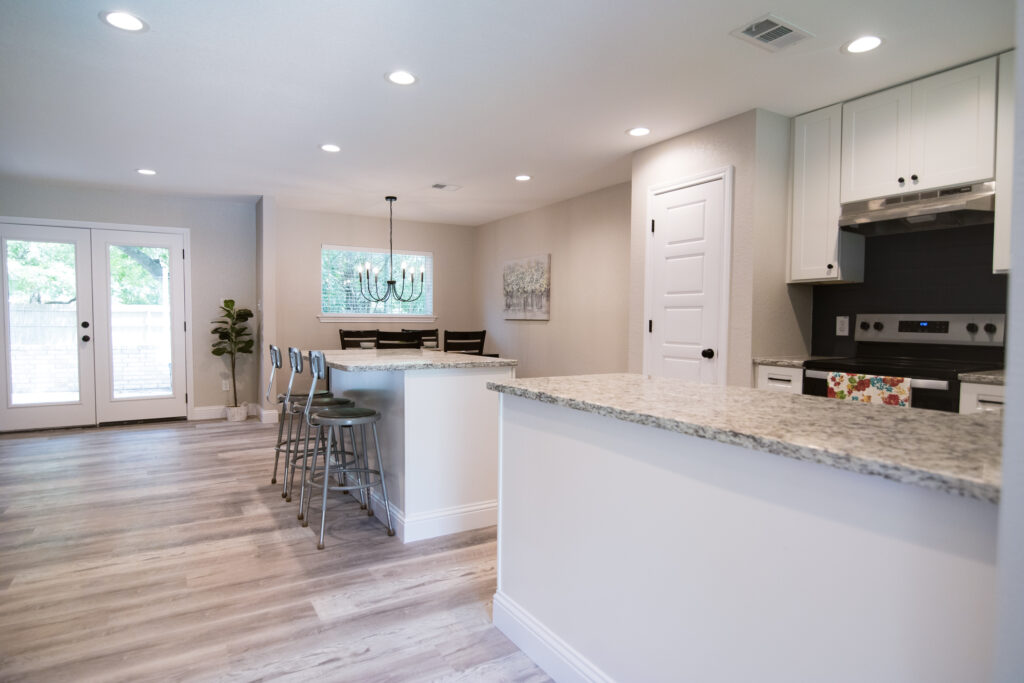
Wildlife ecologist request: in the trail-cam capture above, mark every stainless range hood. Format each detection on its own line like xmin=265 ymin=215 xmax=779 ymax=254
xmin=838 ymin=181 xmax=995 ymax=236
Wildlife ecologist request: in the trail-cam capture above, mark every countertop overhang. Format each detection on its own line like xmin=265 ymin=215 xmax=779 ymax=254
xmin=488 ymin=373 xmax=1002 ymax=503
xmin=324 ymin=349 xmax=518 ymax=372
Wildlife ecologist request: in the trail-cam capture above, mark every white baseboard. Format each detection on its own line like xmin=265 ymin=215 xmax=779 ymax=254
xmin=189 ymin=405 xmax=225 ymax=421
xmin=255 ymin=404 xmax=278 ymax=423
xmin=492 ymin=591 xmax=612 ymax=683
xmin=367 ymin=492 xmax=496 ymax=543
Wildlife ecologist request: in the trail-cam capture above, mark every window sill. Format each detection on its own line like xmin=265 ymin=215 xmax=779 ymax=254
xmin=318 ymin=314 xmax=438 ymax=324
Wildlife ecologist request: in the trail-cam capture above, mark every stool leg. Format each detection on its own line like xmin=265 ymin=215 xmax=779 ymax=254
xmin=358 ymin=424 xmax=371 ymax=515
xmin=281 ymin=408 xmax=296 ymax=498
xmin=371 ymin=422 xmax=395 ymax=535
xmin=317 ymin=427 xmax=334 ymax=550
xmin=286 ymin=415 xmax=306 ymax=503
xmin=271 ymin=401 xmax=286 ymax=485
xmin=303 ymin=427 xmax=321 ymax=530
xmin=298 ymin=421 xmax=320 ymax=523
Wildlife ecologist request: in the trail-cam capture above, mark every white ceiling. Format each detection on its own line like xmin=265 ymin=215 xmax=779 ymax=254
xmin=0 ymin=0 xmax=1014 ymax=226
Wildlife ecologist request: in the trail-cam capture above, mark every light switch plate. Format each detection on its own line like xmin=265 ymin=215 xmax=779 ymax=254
xmin=222 ymin=379 xmax=231 ymax=391
xmin=836 ymin=315 xmax=850 ymax=337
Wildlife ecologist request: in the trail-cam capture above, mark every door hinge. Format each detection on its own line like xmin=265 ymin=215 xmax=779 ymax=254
xmin=651 ymin=219 xmax=655 ymax=233
xmin=184 ymin=321 xmax=187 ymax=332
xmin=648 ymin=320 xmax=653 ymax=333
xmin=182 ymin=248 xmax=185 ymax=259
xmin=185 ymin=392 xmax=188 ymax=404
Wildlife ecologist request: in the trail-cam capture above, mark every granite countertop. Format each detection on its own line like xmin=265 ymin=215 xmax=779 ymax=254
xmin=487 ymin=373 xmax=1002 ymax=503
xmin=959 ymin=368 xmax=1005 ymax=386
xmin=324 ymin=349 xmax=517 ymax=372
xmin=753 ymin=356 xmax=838 ymax=369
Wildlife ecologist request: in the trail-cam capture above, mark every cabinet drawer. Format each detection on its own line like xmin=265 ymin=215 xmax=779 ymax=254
xmin=755 ymin=365 xmax=803 ymax=394
xmin=959 ymin=382 xmax=1005 ymax=415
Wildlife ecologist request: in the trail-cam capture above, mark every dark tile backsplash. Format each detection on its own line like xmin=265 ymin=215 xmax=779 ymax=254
xmin=811 ymin=225 xmax=1008 ymax=356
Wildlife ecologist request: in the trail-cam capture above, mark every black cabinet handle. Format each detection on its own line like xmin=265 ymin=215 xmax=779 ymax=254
xmin=826 ymin=263 xmax=834 ymax=270
xmin=81 ymin=335 xmax=91 ymax=342
xmin=911 ymin=174 xmax=918 ymax=182
xmin=898 ymin=177 xmax=905 ymax=184
xmin=701 ymin=348 xmax=715 ymax=359
xmin=81 ymin=321 xmax=90 ymax=328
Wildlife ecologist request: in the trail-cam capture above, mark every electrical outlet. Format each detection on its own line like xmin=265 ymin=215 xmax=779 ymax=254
xmin=836 ymin=315 xmax=850 ymax=337
xmin=222 ymin=379 xmax=231 ymax=391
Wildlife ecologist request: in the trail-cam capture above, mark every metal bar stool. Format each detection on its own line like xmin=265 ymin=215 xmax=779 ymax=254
xmin=266 ymin=344 xmax=328 ymax=485
xmin=301 ymin=350 xmax=395 ymax=549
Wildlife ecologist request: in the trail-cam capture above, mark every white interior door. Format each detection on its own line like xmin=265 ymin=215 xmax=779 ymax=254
xmin=645 ymin=175 xmax=729 ymax=384
xmin=0 ymin=224 xmax=96 ymax=430
xmin=92 ymin=230 xmax=187 ymax=423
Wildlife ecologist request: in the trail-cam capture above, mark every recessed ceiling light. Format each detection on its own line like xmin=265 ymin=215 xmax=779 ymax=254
xmin=136 ymin=168 xmax=156 ymax=176
xmin=515 ymin=175 xmax=531 ymax=182
xmin=628 ymin=127 xmax=651 ymax=137
xmin=387 ymin=70 xmax=417 ymax=85
xmin=100 ymin=11 xmax=147 ymax=32
xmin=320 ymin=143 xmax=341 ymax=153
xmin=844 ymin=36 xmax=883 ymax=54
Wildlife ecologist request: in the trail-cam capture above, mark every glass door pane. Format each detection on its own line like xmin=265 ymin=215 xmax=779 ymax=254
xmin=6 ymin=240 xmax=80 ymax=405
xmin=108 ymin=245 xmax=172 ymax=399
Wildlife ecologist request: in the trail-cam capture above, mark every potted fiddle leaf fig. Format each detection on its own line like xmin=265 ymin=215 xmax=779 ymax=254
xmin=211 ymin=299 xmax=255 ymax=421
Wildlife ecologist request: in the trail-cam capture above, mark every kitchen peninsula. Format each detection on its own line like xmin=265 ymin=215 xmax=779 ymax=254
xmin=324 ymin=349 xmax=516 ymax=542
xmin=488 ymin=373 xmax=1001 ymax=683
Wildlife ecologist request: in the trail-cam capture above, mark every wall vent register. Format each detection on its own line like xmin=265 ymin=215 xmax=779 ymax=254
xmin=730 ymin=14 xmax=812 ymax=52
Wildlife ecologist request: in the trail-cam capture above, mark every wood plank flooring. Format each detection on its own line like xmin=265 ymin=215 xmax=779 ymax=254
xmin=0 ymin=420 xmax=549 ymax=682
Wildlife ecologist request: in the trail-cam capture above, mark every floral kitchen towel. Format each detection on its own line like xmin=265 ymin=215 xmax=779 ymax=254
xmin=827 ymin=372 xmax=911 ymax=407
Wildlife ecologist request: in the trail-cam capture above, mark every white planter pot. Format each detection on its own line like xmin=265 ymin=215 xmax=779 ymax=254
xmin=225 ymin=404 xmax=248 ymax=422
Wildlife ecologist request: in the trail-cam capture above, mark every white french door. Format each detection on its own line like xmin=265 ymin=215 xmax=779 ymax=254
xmin=0 ymin=224 xmax=187 ymax=430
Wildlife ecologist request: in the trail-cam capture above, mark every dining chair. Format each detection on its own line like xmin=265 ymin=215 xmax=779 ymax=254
xmin=402 ymin=328 xmax=439 ymax=348
xmin=340 ymin=329 xmax=379 ymax=349
xmin=443 ymin=330 xmax=486 ymax=355
xmin=376 ymin=331 xmax=422 ymax=349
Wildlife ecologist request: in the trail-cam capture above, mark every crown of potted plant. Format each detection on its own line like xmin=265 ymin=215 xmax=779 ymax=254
xmin=211 ymin=299 xmax=254 ymax=422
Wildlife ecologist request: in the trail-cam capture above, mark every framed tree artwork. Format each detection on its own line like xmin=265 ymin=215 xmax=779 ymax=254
xmin=503 ymin=254 xmax=550 ymax=320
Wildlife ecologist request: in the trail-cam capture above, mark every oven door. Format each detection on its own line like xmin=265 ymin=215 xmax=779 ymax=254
xmin=802 ymin=370 xmax=959 ymax=412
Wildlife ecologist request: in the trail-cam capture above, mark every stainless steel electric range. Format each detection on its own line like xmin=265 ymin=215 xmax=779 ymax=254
xmin=803 ymin=313 xmax=1005 ymax=412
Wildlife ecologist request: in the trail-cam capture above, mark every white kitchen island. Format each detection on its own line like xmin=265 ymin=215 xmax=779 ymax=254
xmin=323 ymin=349 xmax=516 ymax=543
xmin=488 ymin=373 xmax=1001 ymax=683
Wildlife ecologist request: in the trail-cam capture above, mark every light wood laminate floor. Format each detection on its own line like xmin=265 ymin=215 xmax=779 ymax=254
xmin=0 ymin=420 xmax=549 ymax=682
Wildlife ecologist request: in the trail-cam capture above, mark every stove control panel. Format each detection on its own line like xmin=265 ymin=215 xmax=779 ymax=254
xmin=854 ymin=313 xmax=1005 ymax=345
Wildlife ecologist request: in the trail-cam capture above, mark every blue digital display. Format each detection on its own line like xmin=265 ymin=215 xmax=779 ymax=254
xmin=920 ymin=322 xmax=928 ymax=327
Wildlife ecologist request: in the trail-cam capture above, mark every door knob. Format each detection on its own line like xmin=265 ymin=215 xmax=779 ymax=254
xmin=81 ymin=335 xmax=91 ymax=342
xmin=81 ymin=321 xmax=90 ymax=328
xmin=701 ymin=348 xmax=715 ymax=359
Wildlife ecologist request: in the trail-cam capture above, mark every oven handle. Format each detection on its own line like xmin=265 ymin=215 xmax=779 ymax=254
xmin=804 ymin=370 xmax=948 ymax=391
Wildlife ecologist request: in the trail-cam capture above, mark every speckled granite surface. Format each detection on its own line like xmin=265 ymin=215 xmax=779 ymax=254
xmin=959 ymin=368 xmax=1005 ymax=386
xmin=488 ymin=373 xmax=1002 ymax=503
xmin=753 ymin=356 xmax=839 ymax=369
xmin=324 ymin=349 xmax=517 ymax=372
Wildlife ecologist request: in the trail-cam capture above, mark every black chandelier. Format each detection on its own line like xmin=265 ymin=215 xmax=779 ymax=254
xmin=358 ymin=195 xmax=424 ymax=303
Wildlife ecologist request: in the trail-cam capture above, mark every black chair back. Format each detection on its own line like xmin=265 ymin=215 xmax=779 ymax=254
xmin=444 ymin=330 xmax=486 ymax=355
xmin=402 ymin=328 xmax=439 ymax=346
xmin=377 ymin=331 xmax=422 ymax=349
xmin=340 ymin=329 xmax=379 ymax=349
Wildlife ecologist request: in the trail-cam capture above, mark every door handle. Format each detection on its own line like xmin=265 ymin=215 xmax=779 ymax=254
xmin=81 ymin=321 xmax=90 ymax=328
xmin=81 ymin=335 xmax=91 ymax=342
xmin=701 ymin=348 xmax=715 ymax=359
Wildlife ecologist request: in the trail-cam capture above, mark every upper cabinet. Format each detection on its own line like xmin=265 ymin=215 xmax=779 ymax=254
xmin=994 ymin=51 xmax=1014 ymax=274
xmin=789 ymin=104 xmax=863 ymax=283
xmin=841 ymin=57 xmax=998 ymax=203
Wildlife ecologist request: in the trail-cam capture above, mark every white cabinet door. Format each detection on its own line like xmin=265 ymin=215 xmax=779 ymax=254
xmin=909 ymin=57 xmax=996 ymax=193
xmin=841 ymin=58 xmax=997 ymax=204
xmin=959 ymin=383 xmax=1005 ymax=415
xmin=994 ymin=50 xmax=1014 ymax=273
xmin=790 ymin=104 xmax=864 ymax=283
xmin=841 ymin=84 xmax=912 ymax=203
xmin=754 ymin=365 xmax=803 ymax=394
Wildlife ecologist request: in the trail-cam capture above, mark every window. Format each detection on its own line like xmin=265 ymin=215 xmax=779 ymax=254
xmin=321 ymin=245 xmax=434 ymax=318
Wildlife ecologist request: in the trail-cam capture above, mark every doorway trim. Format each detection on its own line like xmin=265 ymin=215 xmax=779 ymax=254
xmin=0 ymin=216 xmax=196 ymax=420
xmin=643 ymin=167 xmax=733 ymax=384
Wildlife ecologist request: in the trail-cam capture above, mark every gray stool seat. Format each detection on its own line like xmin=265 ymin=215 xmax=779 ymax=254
xmin=310 ymin=405 xmax=377 ymax=423
xmin=287 ymin=395 xmax=353 ymax=409
xmin=277 ymin=389 xmax=331 ymax=402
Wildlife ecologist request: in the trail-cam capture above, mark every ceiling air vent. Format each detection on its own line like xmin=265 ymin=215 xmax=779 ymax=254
xmin=730 ymin=14 xmax=812 ymax=52
xmin=432 ymin=183 xmax=461 ymax=192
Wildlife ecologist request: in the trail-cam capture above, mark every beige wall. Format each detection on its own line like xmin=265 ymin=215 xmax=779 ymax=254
xmin=630 ymin=109 xmax=809 ymax=386
xmin=273 ymin=206 xmax=477 ymax=377
xmin=474 ymin=183 xmax=630 ymax=378
xmin=0 ymin=175 xmax=259 ymax=408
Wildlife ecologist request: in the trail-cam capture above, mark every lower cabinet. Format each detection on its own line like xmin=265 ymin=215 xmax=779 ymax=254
xmin=755 ymin=365 xmax=803 ymax=394
xmin=959 ymin=383 xmax=1005 ymax=415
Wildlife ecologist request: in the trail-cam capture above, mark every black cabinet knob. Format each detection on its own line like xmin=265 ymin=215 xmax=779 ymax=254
xmin=873 ymin=322 xmax=884 ymax=331
xmin=966 ymin=323 xmax=979 ymax=333
xmin=985 ymin=323 xmax=998 ymax=334
xmin=81 ymin=321 xmax=90 ymax=328
xmin=81 ymin=335 xmax=91 ymax=342
xmin=911 ymin=174 xmax=919 ymax=182
xmin=826 ymin=263 xmax=834 ymax=270
xmin=701 ymin=348 xmax=715 ymax=359
xmin=898 ymin=177 xmax=905 ymax=184
xmin=859 ymin=321 xmax=870 ymax=331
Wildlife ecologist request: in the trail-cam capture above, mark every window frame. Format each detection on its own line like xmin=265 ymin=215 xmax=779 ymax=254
xmin=317 ymin=243 xmax=437 ymax=323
